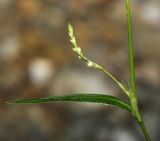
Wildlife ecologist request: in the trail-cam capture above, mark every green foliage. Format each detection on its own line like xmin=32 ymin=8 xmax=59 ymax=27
xmin=8 ymin=94 xmax=131 ymax=111
xmin=8 ymin=0 xmax=152 ymax=141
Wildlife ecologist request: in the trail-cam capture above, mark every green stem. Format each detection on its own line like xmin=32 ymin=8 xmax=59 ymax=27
xmin=131 ymin=99 xmax=151 ymax=141
xmin=138 ymin=121 xmax=152 ymax=141
xmin=126 ymin=0 xmax=136 ymax=98
xmin=125 ymin=0 xmax=152 ymax=141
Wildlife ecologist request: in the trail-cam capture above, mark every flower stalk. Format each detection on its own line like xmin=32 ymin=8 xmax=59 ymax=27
xmin=68 ymin=24 xmax=131 ymax=98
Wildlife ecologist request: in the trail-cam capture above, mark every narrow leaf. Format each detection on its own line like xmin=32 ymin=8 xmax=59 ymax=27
xmin=8 ymin=94 xmax=131 ymax=111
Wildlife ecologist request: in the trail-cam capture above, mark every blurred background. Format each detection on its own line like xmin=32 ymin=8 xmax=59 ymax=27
xmin=0 ymin=0 xmax=160 ymax=141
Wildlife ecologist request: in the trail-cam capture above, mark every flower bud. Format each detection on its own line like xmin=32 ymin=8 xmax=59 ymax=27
xmin=87 ymin=61 xmax=94 ymax=67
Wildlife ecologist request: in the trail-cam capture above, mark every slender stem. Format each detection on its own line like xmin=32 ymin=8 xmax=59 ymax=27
xmin=125 ymin=0 xmax=136 ymax=98
xmin=82 ymin=55 xmax=131 ymax=98
xmin=125 ymin=0 xmax=152 ymax=141
xmin=99 ymin=66 xmax=131 ymax=98
xmin=138 ymin=121 xmax=152 ymax=141
xmin=131 ymin=99 xmax=152 ymax=141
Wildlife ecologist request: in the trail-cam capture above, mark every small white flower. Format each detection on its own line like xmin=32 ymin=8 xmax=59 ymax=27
xmin=73 ymin=47 xmax=81 ymax=54
xmin=72 ymin=48 xmax=76 ymax=52
xmin=70 ymin=37 xmax=76 ymax=44
xmin=76 ymin=47 xmax=81 ymax=54
xmin=87 ymin=61 xmax=94 ymax=67
xmin=68 ymin=24 xmax=73 ymax=37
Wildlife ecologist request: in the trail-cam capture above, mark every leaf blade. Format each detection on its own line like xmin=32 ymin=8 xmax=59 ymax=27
xmin=8 ymin=94 xmax=131 ymax=111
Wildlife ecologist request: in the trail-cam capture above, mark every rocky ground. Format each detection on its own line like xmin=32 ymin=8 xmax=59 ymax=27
xmin=0 ymin=0 xmax=160 ymax=141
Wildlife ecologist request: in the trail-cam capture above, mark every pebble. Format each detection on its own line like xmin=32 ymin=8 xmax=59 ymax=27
xmin=28 ymin=58 xmax=55 ymax=86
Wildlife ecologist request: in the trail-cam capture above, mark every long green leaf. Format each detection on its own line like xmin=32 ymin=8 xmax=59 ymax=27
xmin=8 ymin=94 xmax=131 ymax=111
